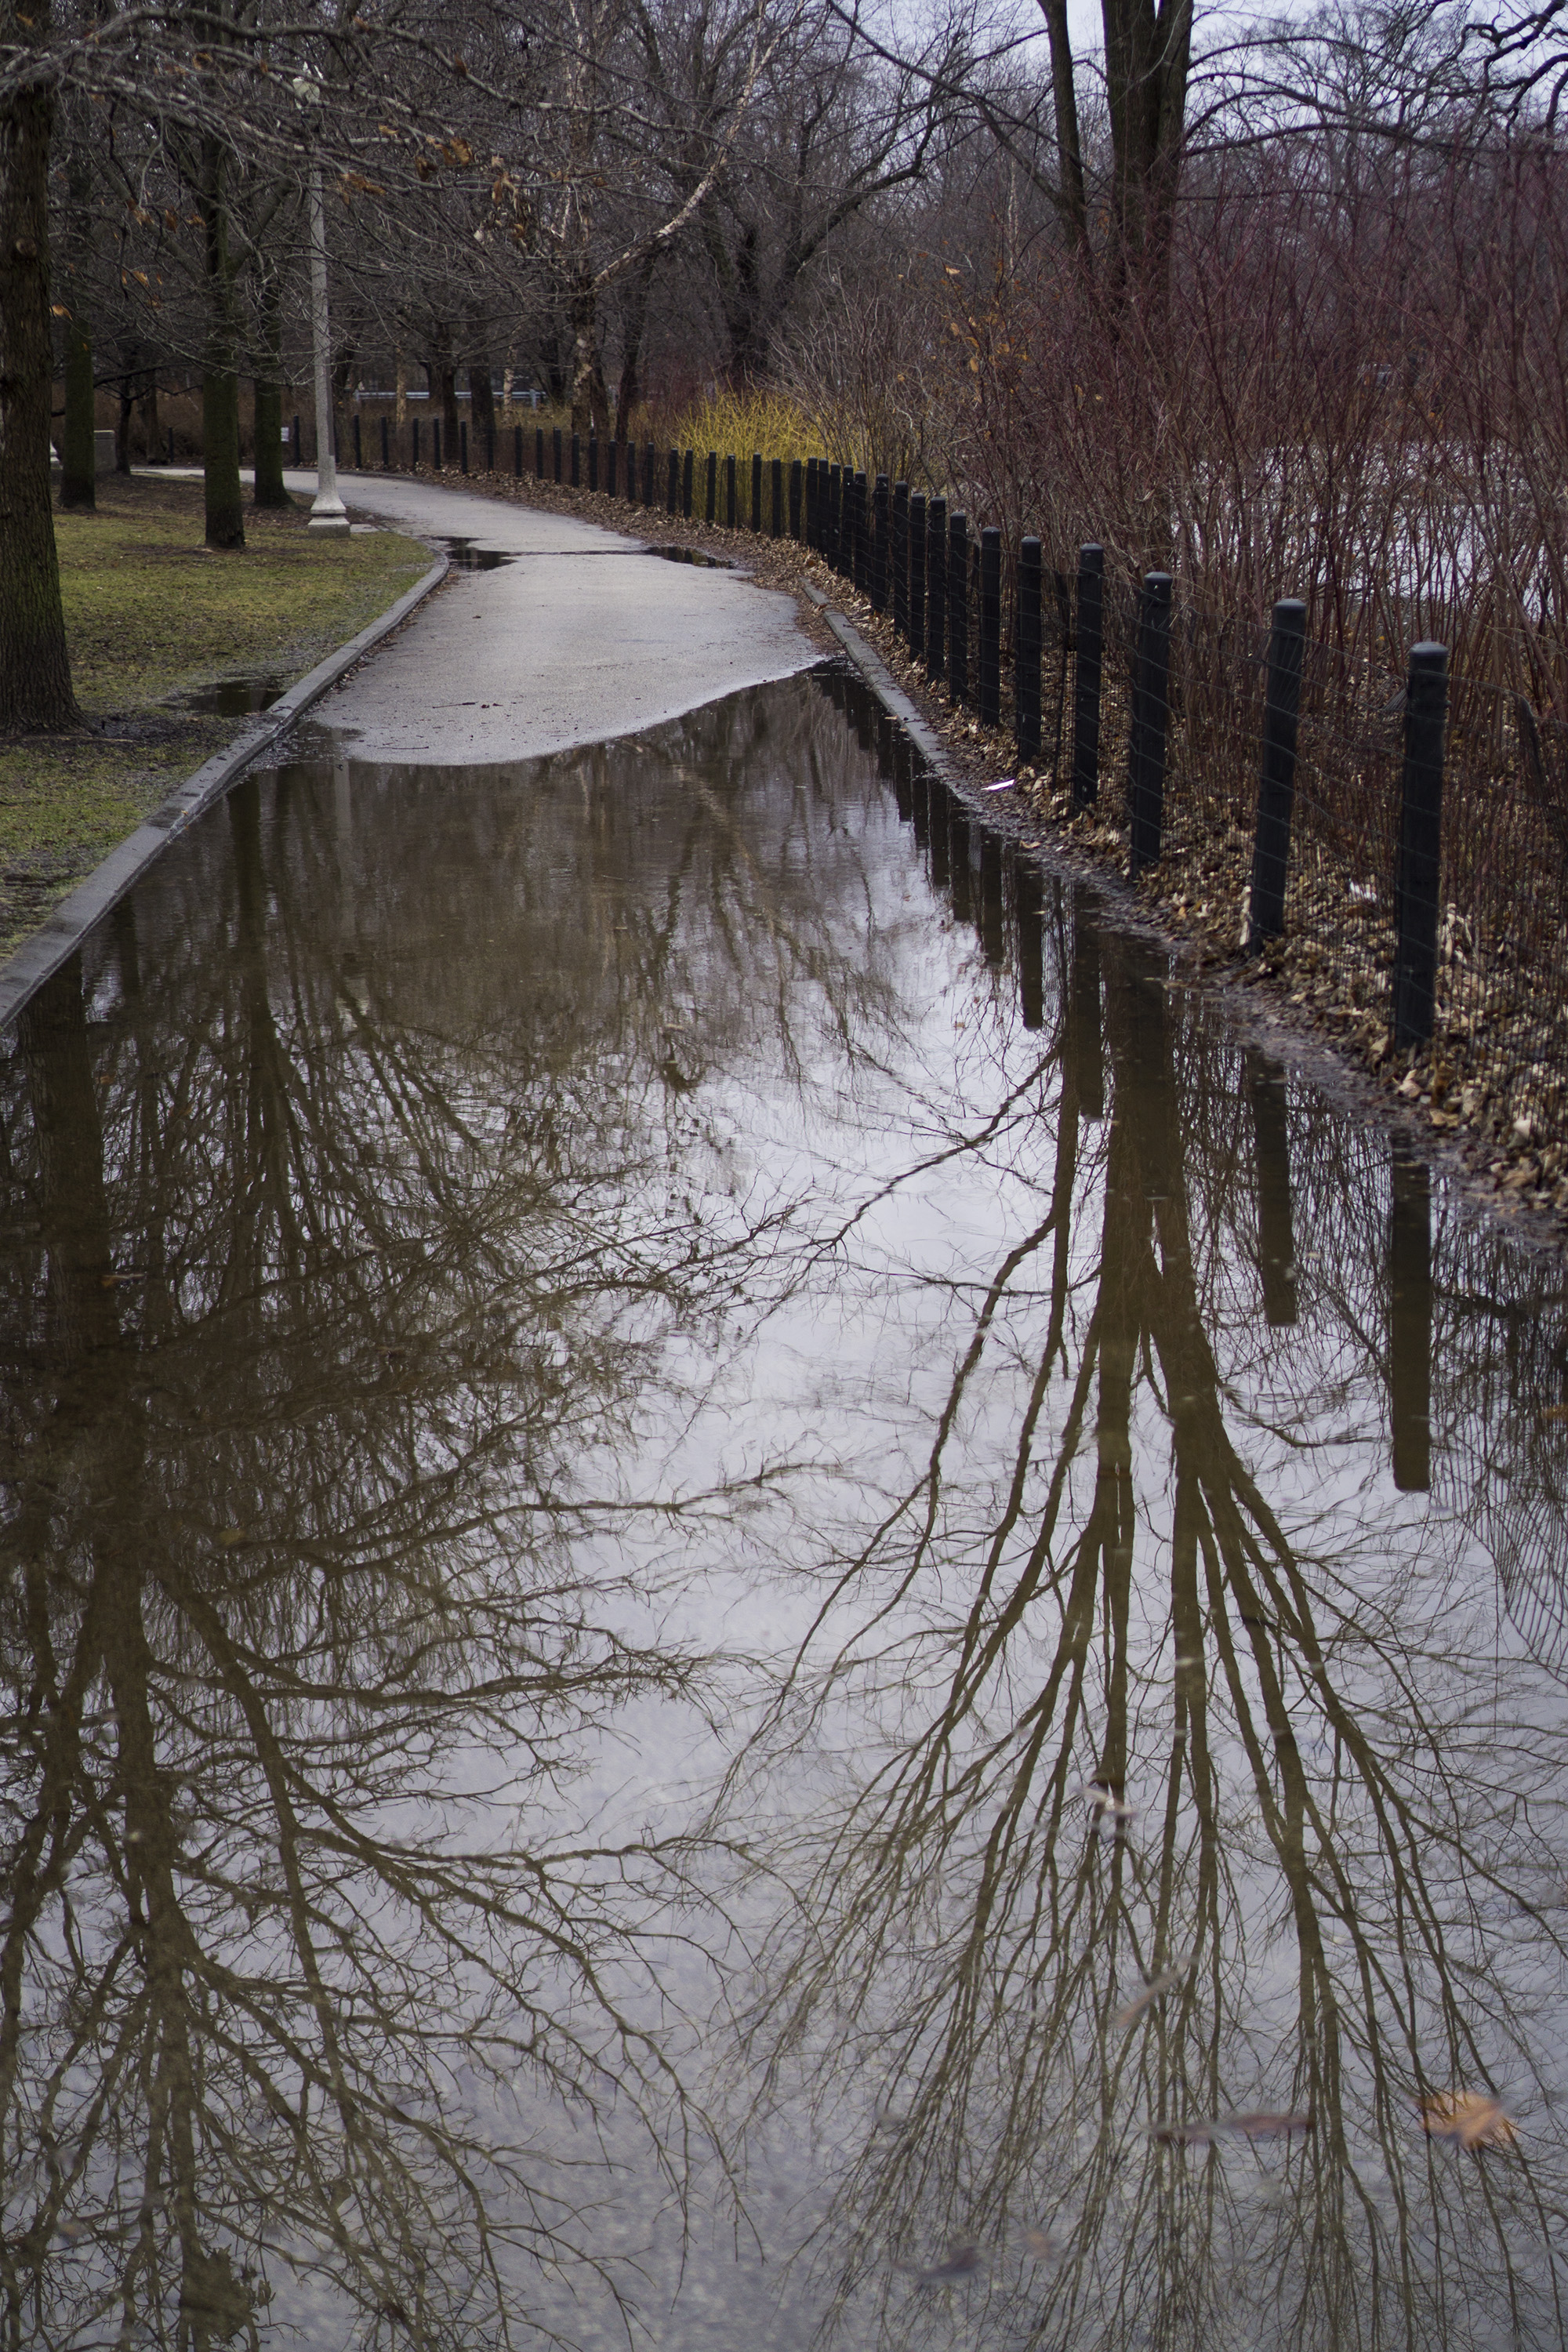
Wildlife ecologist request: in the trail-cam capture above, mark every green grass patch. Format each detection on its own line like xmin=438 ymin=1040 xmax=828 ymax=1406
xmin=0 ymin=474 xmax=430 ymax=964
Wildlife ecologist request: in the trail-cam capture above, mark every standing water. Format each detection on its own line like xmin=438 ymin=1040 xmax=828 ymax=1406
xmin=2 ymin=667 xmax=1566 ymax=2350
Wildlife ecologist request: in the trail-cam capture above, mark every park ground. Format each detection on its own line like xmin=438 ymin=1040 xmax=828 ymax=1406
xmin=0 ymin=476 xmax=430 ymax=962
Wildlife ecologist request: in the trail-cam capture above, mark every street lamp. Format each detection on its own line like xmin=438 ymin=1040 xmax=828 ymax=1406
xmin=293 ymin=74 xmax=349 ymax=536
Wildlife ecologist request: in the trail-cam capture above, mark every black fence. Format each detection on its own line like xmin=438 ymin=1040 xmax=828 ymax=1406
xmin=360 ymin=422 xmax=1568 ymax=1191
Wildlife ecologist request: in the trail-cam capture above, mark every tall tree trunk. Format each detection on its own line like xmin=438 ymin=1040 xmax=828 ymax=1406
xmin=467 ymin=351 xmax=495 ymax=456
xmin=568 ymin=274 xmax=611 ymax=437
xmin=1036 ymin=0 xmax=1091 ymax=260
xmin=60 ymin=317 xmax=96 ymax=510
xmin=252 ymin=272 xmax=290 ymax=507
xmin=139 ymin=369 xmax=160 ymax=463
xmin=0 ymin=31 xmax=81 ymax=731
xmin=615 ymin=252 xmax=656 ymax=434
xmin=200 ymin=143 xmax=244 ymax=550
xmin=114 ymin=350 xmax=137 ymax=474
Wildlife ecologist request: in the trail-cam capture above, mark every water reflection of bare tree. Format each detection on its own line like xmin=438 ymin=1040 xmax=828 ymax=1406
xmin=0 ymin=677 xmax=913 ymax=2350
xmin=730 ymin=897 xmax=1568 ymax=2352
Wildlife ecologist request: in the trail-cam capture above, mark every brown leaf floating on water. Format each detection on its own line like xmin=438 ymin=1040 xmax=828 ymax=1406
xmin=1420 ymin=2092 xmax=1517 ymax=2150
xmin=1225 ymin=2111 xmax=1314 ymax=2139
xmin=1115 ymin=1955 xmax=1192 ymax=2030
xmin=900 ymin=2241 xmax=982 ymax=2283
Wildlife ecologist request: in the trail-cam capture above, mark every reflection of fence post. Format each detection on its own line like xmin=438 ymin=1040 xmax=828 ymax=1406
xmin=892 ymin=484 xmax=909 ymax=637
xmin=1017 ymin=536 xmax=1043 ymax=762
xmin=1128 ymin=571 xmax=1173 ymax=877
xmin=1389 ymin=1142 xmax=1432 ymax=1491
xmin=872 ymin=476 xmax=889 ymax=611
xmin=1247 ymin=1050 xmax=1299 ymax=1326
xmin=1247 ymin=598 xmax=1307 ymax=949
xmin=789 ymin=459 xmax=802 ymax=539
xmin=1071 ymin=545 xmax=1104 ymax=809
xmin=949 ymin=512 xmax=969 ymax=705
xmin=978 ymin=528 xmax=1002 ymax=727
xmin=909 ymin=495 xmax=927 ymax=659
xmin=927 ymin=497 xmax=946 ymax=681
xmin=1015 ymin=857 xmax=1044 ymax=1031
xmin=1070 ymin=885 xmax=1105 ymax=1117
xmin=1392 ymin=641 xmax=1450 ymax=1051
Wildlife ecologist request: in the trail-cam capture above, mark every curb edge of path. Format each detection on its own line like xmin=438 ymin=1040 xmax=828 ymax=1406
xmin=0 ymin=554 xmax=449 ymax=1035
xmin=800 ymin=587 xmax=957 ymax=783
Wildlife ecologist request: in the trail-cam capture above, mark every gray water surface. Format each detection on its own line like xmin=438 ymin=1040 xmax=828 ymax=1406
xmin=3 ymin=668 xmax=1567 ymax=2350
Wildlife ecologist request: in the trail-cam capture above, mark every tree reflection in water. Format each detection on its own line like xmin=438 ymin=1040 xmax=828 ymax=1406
xmin=0 ymin=670 xmax=1565 ymax=2351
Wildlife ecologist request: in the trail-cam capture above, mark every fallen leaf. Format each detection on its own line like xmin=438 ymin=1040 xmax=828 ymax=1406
xmin=901 ymin=2241 xmax=981 ymax=2283
xmin=1115 ymin=1954 xmax=1192 ymax=2029
xmin=1420 ymin=2092 xmax=1516 ymax=2150
xmin=1224 ymin=2111 xmax=1313 ymax=2139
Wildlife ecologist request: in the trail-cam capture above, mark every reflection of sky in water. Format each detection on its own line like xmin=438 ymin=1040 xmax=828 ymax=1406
xmin=2 ymin=668 xmax=1566 ymax=2350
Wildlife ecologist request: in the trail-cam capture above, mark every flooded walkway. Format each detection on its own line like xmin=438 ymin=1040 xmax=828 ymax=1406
xmin=3 ymin=666 xmax=1568 ymax=2350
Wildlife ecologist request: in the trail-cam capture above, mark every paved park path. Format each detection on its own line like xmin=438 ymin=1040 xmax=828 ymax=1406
xmin=288 ymin=470 xmax=817 ymax=766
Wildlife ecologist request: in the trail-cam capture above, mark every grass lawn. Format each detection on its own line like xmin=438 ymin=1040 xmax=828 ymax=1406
xmin=0 ymin=474 xmax=431 ymax=964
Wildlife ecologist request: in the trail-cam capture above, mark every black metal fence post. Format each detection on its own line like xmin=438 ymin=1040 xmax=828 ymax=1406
xmin=726 ymin=453 xmax=737 ymax=528
xmin=1128 ymin=571 xmax=1173 ymax=877
xmin=354 ymin=415 xmax=362 ymax=470
xmin=486 ymin=425 xmax=495 ymax=472
xmin=789 ymin=458 xmax=802 ymax=539
xmin=291 ymin=413 xmax=299 ymax=463
xmin=588 ymin=434 xmax=598 ymax=492
xmin=1392 ymin=641 xmax=1450 ymax=1051
xmin=872 ymin=476 xmax=889 ymax=612
xmin=771 ymin=456 xmax=784 ymax=537
xmin=909 ymin=495 xmax=927 ymax=660
xmin=433 ymin=419 xmax=442 ymax=470
xmin=411 ymin=418 xmax=420 ymax=469
xmin=978 ymin=528 xmax=1002 ymax=726
xmin=535 ymin=425 xmax=544 ymax=477
xmin=1017 ymin=538 xmax=1044 ymax=761
xmin=606 ymin=437 xmax=617 ymax=496
xmin=927 ymin=497 xmax=946 ymax=680
xmin=751 ymin=452 xmax=763 ymax=531
xmin=827 ymin=465 xmax=841 ymax=570
xmin=806 ymin=459 xmax=818 ymax=547
xmin=553 ymin=426 xmax=562 ymax=481
xmin=514 ymin=423 xmax=523 ymax=476
xmin=706 ymin=451 xmax=717 ymax=523
xmin=683 ymin=448 xmax=694 ymax=518
xmin=571 ymin=431 xmax=581 ymax=487
xmin=854 ymin=470 xmax=869 ymax=592
xmin=379 ymin=416 xmax=389 ymax=469
xmin=666 ymin=448 xmax=678 ymax=514
xmin=1247 ymin=598 xmax=1308 ymax=949
xmin=1071 ymin=544 xmax=1105 ymax=808
xmin=644 ymin=443 xmax=656 ymax=507
xmin=459 ymin=419 xmax=468 ymax=474
xmin=949 ymin=512 xmax=969 ymax=703
xmin=892 ymin=484 xmax=909 ymax=637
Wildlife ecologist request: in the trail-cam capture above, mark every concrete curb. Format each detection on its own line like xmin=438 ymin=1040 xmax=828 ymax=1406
xmin=800 ymin=586 xmax=956 ymax=782
xmin=0 ymin=554 xmax=448 ymax=1033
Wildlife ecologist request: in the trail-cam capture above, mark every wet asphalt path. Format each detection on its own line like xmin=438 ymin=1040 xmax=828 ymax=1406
xmin=285 ymin=469 xmax=818 ymax=767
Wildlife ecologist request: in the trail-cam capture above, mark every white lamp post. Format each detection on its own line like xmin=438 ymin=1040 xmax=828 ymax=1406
xmin=294 ymin=76 xmax=349 ymax=536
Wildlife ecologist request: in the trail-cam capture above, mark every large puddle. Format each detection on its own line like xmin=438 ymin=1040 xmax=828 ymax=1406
xmin=3 ymin=668 xmax=1567 ymax=2350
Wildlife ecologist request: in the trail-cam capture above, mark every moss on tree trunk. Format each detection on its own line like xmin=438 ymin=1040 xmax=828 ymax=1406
xmin=60 ymin=316 xmax=96 ymax=510
xmin=0 ymin=54 xmax=82 ymax=731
